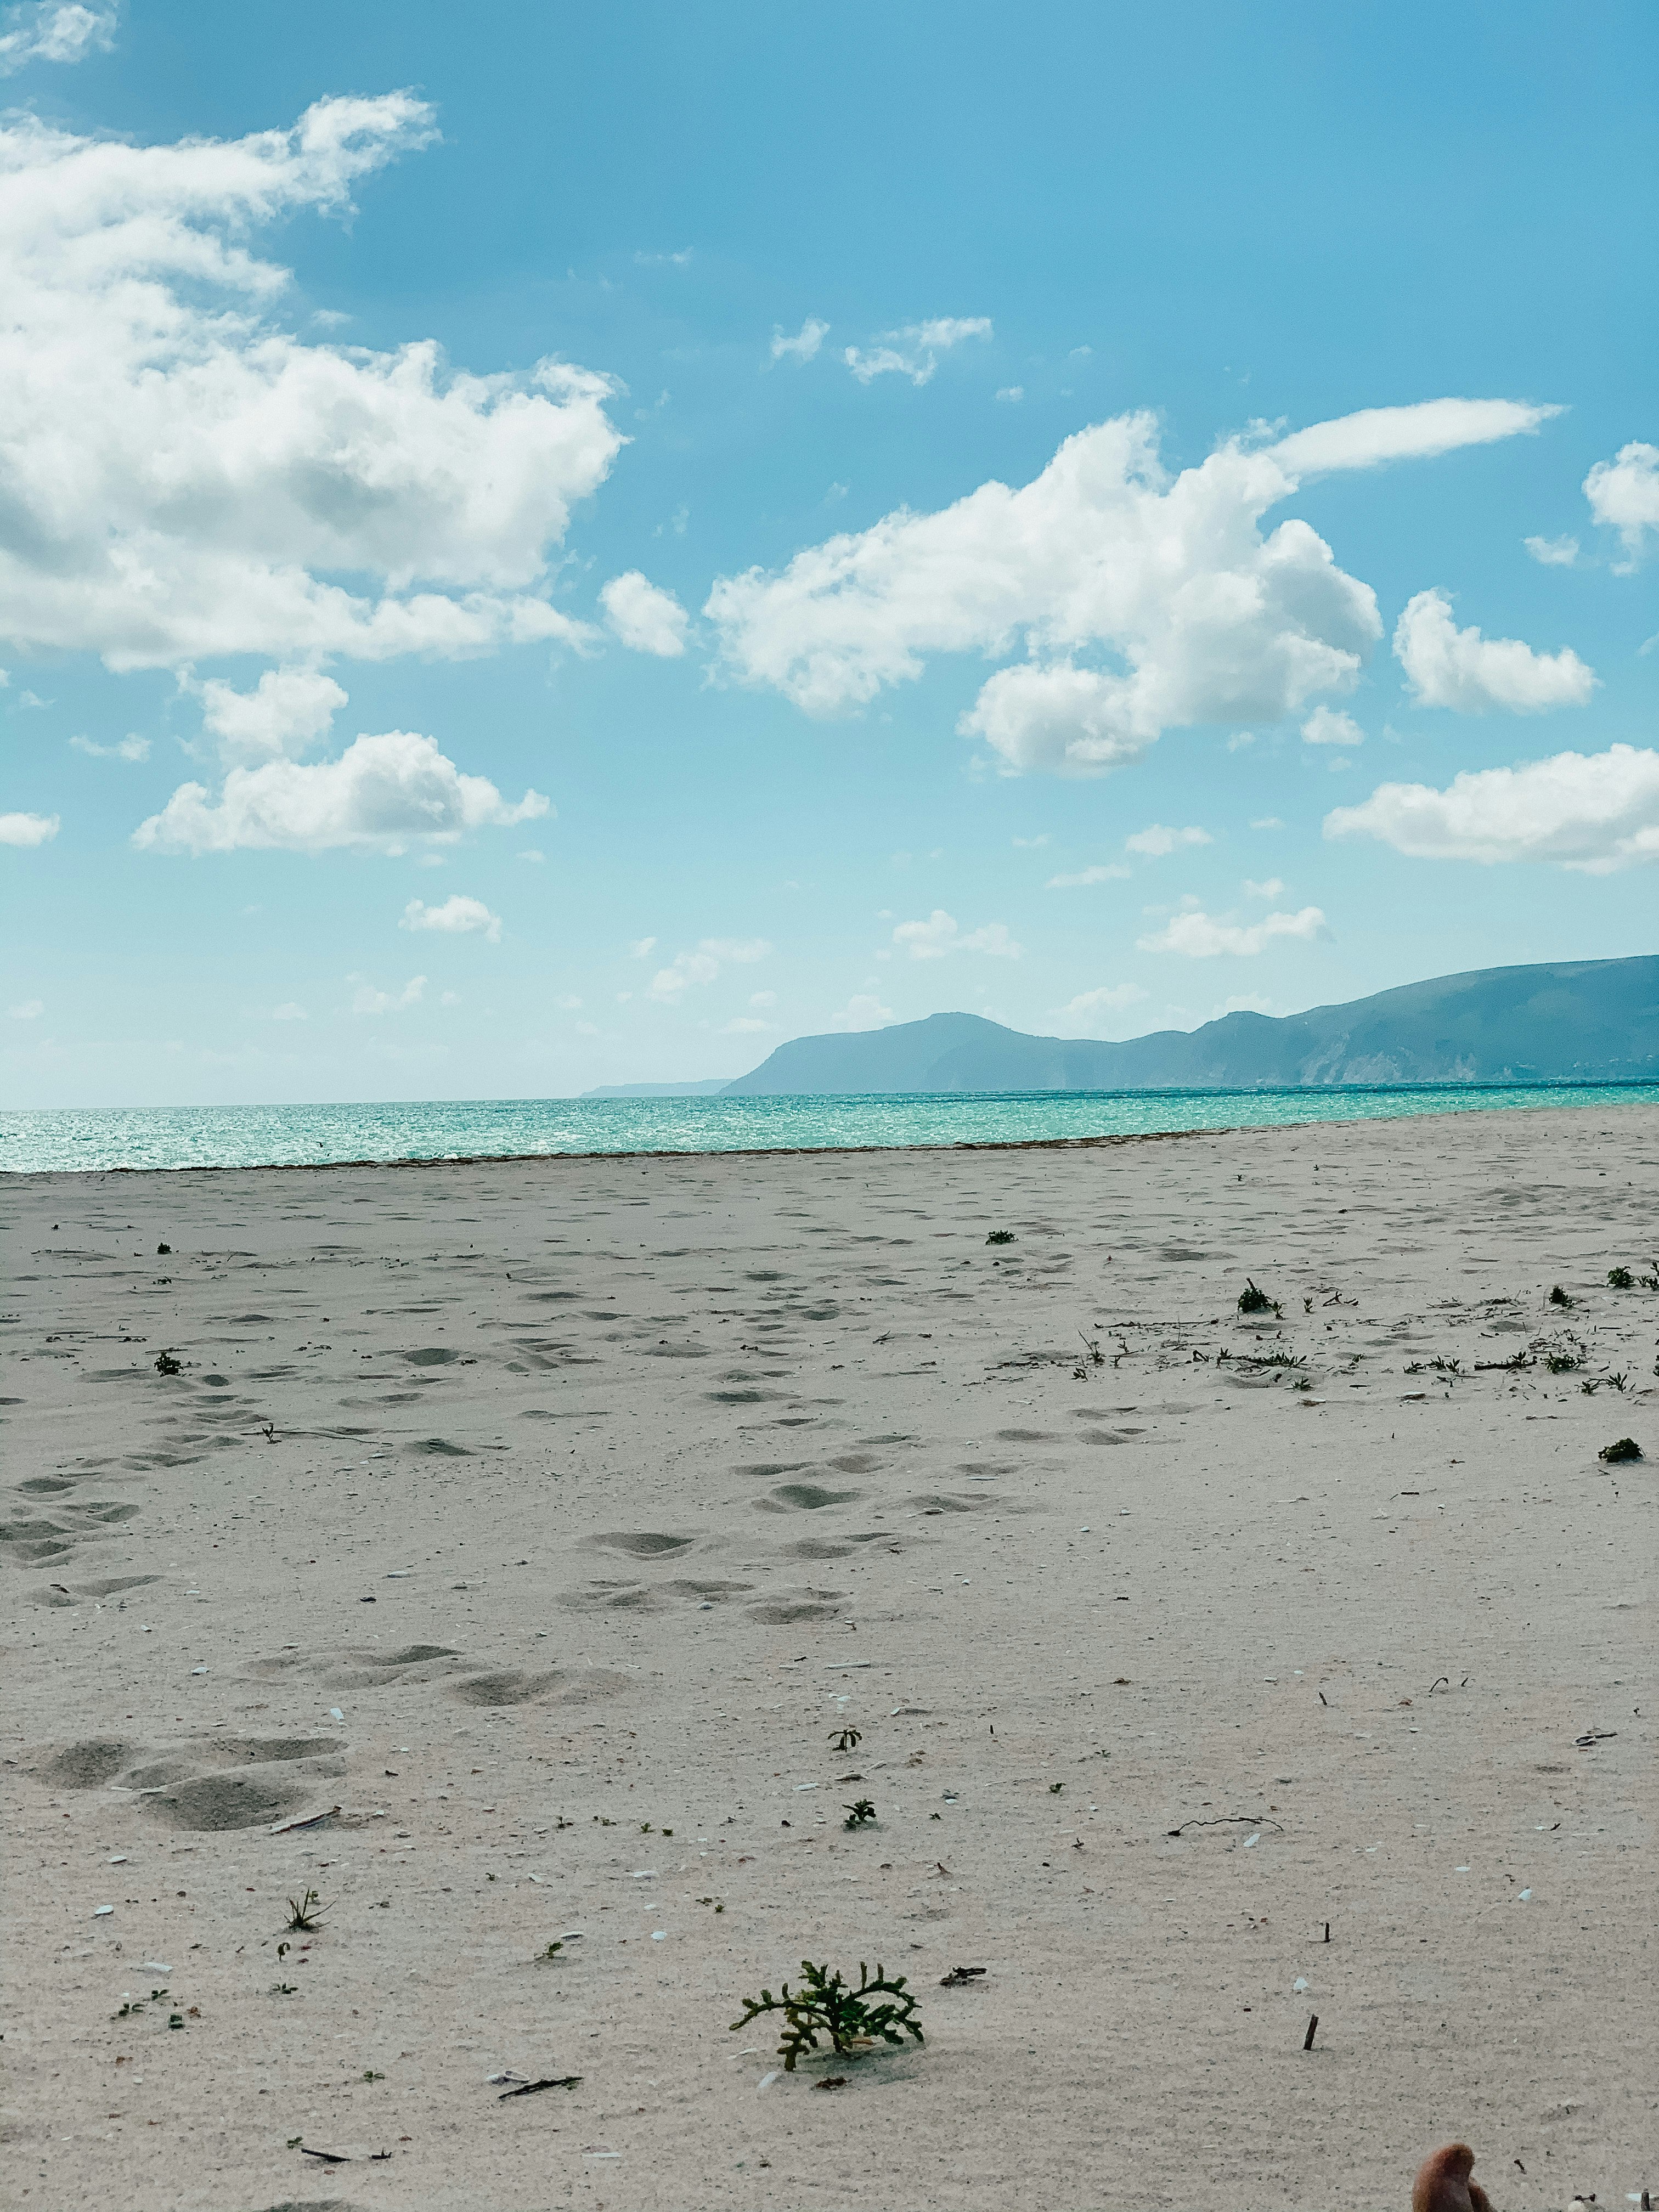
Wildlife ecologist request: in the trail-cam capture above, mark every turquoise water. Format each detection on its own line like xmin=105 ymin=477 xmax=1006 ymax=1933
xmin=2 ymin=1081 xmax=1655 ymax=1175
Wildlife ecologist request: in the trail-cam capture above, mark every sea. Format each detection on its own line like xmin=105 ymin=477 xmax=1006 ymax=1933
xmin=2 ymin=1081 xmax=1656 ymax=1176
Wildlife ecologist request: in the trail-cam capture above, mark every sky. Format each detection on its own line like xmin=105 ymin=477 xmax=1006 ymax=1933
xmin=1 ymin=0 xmax=1655 ymax=1107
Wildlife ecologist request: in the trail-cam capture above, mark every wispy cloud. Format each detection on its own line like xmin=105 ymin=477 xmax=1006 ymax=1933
xmin=845 ymin=317 xmax=992 ymax=386
xmin=771 ymin=317 xmax=828 ymax=364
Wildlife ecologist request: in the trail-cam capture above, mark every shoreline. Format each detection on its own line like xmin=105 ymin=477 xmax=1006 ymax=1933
xmin=5 ymin=1084 xmax=1657 ymax=1179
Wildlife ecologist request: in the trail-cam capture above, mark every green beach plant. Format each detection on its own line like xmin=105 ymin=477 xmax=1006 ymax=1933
xmin=731 ymin=1960 xmax=924 ymax=2070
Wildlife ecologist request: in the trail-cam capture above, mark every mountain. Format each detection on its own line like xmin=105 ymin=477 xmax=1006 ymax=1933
xmin=720 ymin=956 xmax=1659 ymax=1094
xmin=580 ymin=1079 xmax=731 ymax=1098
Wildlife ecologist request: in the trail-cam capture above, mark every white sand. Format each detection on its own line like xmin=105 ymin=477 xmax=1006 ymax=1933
xmin=3 ymin=1106 xmax=1655 ymax=2211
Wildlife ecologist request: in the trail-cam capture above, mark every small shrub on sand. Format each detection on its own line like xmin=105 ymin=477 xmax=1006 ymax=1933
xmin=1599 ymin=1437 xmax=1641 ymax=1464
xmin=1237 ymin=1279 xmax=1281 ymax=1317
xmin=731 ymin=1960 xmax=924 ymax=2070
xmin=1606 ymin=1266 xmax=1634 ymax=1289
xmin=986 ymin=1230 xmax=1015 ymax=1246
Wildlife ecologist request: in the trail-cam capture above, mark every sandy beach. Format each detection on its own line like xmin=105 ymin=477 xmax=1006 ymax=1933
xmin=3 ymin=1104 xmax=1655 ymax=2212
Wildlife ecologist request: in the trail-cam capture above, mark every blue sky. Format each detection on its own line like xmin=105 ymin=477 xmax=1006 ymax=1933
xmin=1 ymin=0 xmax=1655 ymax=1106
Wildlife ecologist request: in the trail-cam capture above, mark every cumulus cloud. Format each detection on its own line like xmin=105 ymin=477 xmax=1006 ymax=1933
xmin=1583 ymin=442 xmax=1659 ymax=562
xmin=1045 ymin=862 xmax=1130 ymax=887
xmin=194 ymin=667 xmax=348 ymax=764
xmin=1243 ymin=876 xmax=1285 ymax=899
xmin=350 ymin=973 xmax=425 ymax=1013
xmin=748 ymin=990 xmax=777 ymax=1009
xmin=828 ymin=991 xmax=894 ymax=1030
xmin=718 ymin=1015 xmax=773 ymax=1034
xmin=0 ymin=94 xmax=621 ymax=674
xmin=69 ymin=732 xmax=149 ymax=760
xmin=1049 ymin=982 xmax=1148 ymax=1036
xmin=0 ymin=1 xmax=117 ymax=74
xmin=628 ymin=935 xmax=657 ymax=959
xmin=1324 ymin=744 xmax=1659 ymax=874
xmin=892 ymin=909 xmax=1020 ymax=960
xmin=8 ymin=996 xmax=44 ymax=1017
xmin=1125 ymin=822 xmax=1211 ymax=856
xmin=132 ymin=730 xmax=548 ymax=854
xmin=705 ymin=399 xmax=1553 ymax=776
xmin=600 ymin=571 xmax=690 ymax=657
xmin=844 ymin=317 xmax=992 ymax=386
xmin=647 ymin=936 xmax=772 ymax=1002
xmin=400 ymin=893 xmax=501 ymax=941
xmin=1301 ymin=704 xmax=1364 ymax=746
xmin=1393 ymin=589 xmax=1596 ymax=712
xmin=1 ymin=809 xmax=59 ymax=845
xmin=1137 ymin=905 xmax=1326 ymax=956
xmin=771 ymin=317 xmax=828 ymax=364
xmin=708 ymin=409 xmax=1557 ymax=787
xmin=270 ymin=1001 xmax=306 ymax=1020
xmin=1524 ymin=534 xmax=1579 ymax=568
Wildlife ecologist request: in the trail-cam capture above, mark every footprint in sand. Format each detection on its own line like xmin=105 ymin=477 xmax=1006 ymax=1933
xmin=583 ymin=1532 xmax=698 ymax=1560
xmin=754 ymin=1482 xmax=861 ymax=1514
xmin=447 ymin=1666 xmax=629 ymax=1708
xmin=33 ymin=1733 xmax=347 ymax=1831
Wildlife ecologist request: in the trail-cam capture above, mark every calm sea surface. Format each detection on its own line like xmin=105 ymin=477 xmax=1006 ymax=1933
xmin=2 ymin=1082 xmax=1655 ymax=1175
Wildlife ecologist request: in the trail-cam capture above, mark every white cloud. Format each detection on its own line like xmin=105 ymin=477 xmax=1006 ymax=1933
xmin=0 ymin=95 xmax=621 ymax=673
xmin=1137 ymin=905 xmax=1326 ymax=956
xmin=892 ymin=909 xmax=1021 ymax=960
xmin=771 ymin=317 xmax=828 ymax=364
xmin=0 ymin=809 xmax=59 ymax=845
xmin=1393 ymin=589 xmax=1596 ymax=712
xmin=1011 ymin=833 xmax=1049 ymax=848
xmin=649 ymin=951 xmax=719 ymax=1001
xmin=133 ymin=730 xmax=548 ymax=854
xmin=1250 ymin=815 xmax=1283 ymax=830
xmin=828 ymin=991 xmax=893 ymax=1030
xmin=69 ymin=731 xmax=149 ymax=760
xmin=1217 ymin=991 xmax=1272 ymax=1015
xmin=194 ymin=667 xmax=347 ymax=764
xmin=350 ymin=973 xmax=425 ymax=1014
xmin=962 ymin=662 xmax=1164 ymax=776
xmin=706 ymin=399 xmax=1551 ymax=776
xmin=601 ymin=571 xmax=689 ymax=658
xmin=1242 ymin=876 xmax=1285 ymax=899
xmin=270 ymin=1001 xmax=306 ymax=1020
xmin=400 ymin=893 xmax=501 ymax=941
xmin=1045 ymin=863 xmax=1130 ymax=887
xmin=1583 ymin=442 xmax=1659 ymax=562
xmin=1125 ymin=822 xmax=1212 ymax=857
xmin=8 ymin=996 xmax=44 ymax=1017
xmin=844 ymin=317 xmax=992 ymax=386
xmin=1049 ymin=982 xmax=1148 ymax=1036
xmin=627 ymin=935 xmax=657 ymax=959
xmin=1324 ymin=744 xmax=1659 ymax=874
xmin=718 ymin=1016 xmax=774 ymax=1035
xmin=996 ymin=386 xmax=1024 ymax=404
xmin=0 ymin=1 xmax=117 ymax=74
xmin=1301 ymin=704 xmax=1364 ymax=746
xmin=647 ymin=936 xmax=772 ymax=1003
xmin=554 ymin=992 xmax=582 ymax=1009
xmin=1523 ymin=534 xmax=1579 ymax=568
xmin=1267 ymin=398 xmax=1560 ymax=477
xmin=748 ymin=989 xmax=777 ymax=1009
xmin=517 ymin=847 xmax=544 ymax=863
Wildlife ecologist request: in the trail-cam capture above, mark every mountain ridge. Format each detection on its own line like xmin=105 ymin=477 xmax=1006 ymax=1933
xmin=704 ymin=956 xmax=1658 ymax=1096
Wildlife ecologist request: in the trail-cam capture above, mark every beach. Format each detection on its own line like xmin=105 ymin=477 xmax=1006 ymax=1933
xmin=4 ymin=1103 xmax=1654 ymax=2211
